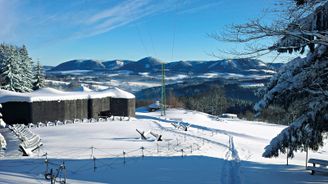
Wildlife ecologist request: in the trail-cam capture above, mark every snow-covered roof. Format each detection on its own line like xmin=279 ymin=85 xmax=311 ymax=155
xmin=90 ymin=87 xmax=135 ymax=99
xmin=0 ymin=87 xmax=135 ymax=103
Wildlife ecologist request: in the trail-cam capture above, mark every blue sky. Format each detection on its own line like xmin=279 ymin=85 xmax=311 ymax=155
xmin=0 ymin=0 xmax=280 ymax=66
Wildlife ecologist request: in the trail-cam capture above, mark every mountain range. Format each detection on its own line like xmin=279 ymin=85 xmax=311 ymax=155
xmin=50 ymin=57 xmax=283 ymax=75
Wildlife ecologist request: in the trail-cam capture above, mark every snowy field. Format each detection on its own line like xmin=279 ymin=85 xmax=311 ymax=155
xmin=0 ymin=108 xmax=327 ymax=184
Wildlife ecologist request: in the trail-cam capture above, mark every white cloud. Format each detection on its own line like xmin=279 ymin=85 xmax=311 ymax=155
xmin=74 ymin=0 xmax=169 ymax=38
xmin=86 ymin=0 xmax=151 ymax=25
xmin=0 ymin=0 xmax=223 ymax=43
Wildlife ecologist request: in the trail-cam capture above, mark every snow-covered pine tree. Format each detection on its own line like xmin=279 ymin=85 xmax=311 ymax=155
xmin=0 ymin=44 xmax=24 ymax=92
xmin=0 ymin=44 xmax=35 ymax=92
xmin=215 ymin=0 xmax=328 ymax=158
xmin=19 ymin=45 xmax=34 ymax=92
xmin=33 ymin=60 xmax=45 ymax=90
xmin=258 ymin=0 xmax=328 ymax=158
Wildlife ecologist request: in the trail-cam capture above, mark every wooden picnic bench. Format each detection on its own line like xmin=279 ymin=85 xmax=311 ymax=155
xmin=306 ymin=158 xmax=328 ymax=175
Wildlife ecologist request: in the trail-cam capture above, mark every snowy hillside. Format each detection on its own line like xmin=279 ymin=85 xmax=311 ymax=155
xmin=0 ymin=108 xmax=327 ymax=184
xmin=102 ymin=60 xmax=133 ymax=70
xmin=50 ymin=59 xmax=106 ymax=71
xmin=49 ymin=57 xmax=281 ymax=75
xmin=119 ymin=57 xmax=163 ymax=73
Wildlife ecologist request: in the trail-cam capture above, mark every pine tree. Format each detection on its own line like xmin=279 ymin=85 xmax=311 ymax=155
xmin=33 ymin=60 xmax=45 ymax=90
xmin=0 ymin=43 xmax=36 ymax=92
xmin=216 ymin=0 xmax=328 ymax=158
xmin=0 ymin=44 xmax=24 ymax=92
xmin=19 ymin=45 xmax=34 ymax=92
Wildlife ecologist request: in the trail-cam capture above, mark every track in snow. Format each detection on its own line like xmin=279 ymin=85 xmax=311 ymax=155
xmin=151 ymin=120 xmax=229 ymax=149
xmin=221 ymin=136 xmax=241 ymax=184
xmin=141 ymin=114 xmax=245 ymax=184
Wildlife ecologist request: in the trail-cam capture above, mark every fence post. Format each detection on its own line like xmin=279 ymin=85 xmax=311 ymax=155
xmin=190 ymin=145 xmax=193 ymax=154
xmin=157 ymin=143 xmax=159 ymax=153
xmin=141 ymin=147 xmax=144 ymax=158
xmin=93 ymin=156 xmax=96 ymax=172
xmin=181 ymin=149 xmax=184 ymax=157
xmin=44 ymin=152 xmax=49 ymax=175
xmin=305 ymin=147 xmax=309 ymax=168
xmin=286 ymin=147 xmax=289 ymax=166
xmin=123 ymin=151 xmax=126 ymax=165
xmin=90 ymin=146 xmax=94 ymax=159
xmin=62 ymin=161 xmax=67 ymax=183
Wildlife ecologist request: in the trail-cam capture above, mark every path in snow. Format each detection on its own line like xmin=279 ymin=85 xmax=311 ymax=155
xmin=221 ymin=136 xmax=241 ymax=184
xmin=144 ymin=115 xmax=244 ymax=184
xmin=151 ymin=120 xmax=228 ymax=149
xmin=139 ymin=113 xmax=248 ymax=184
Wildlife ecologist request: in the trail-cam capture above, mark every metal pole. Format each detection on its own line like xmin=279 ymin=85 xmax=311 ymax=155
xmin=91 ymin=146 xmax=94 ymax=159
xmin=93 ymin=157 xmax=96 ymax=172
xmin=161 ymin=63 xmax=166 ymax=116
xmin=44 ymin=153 xmax=49 ymax=175
xmin=306 ymin=147 xmax=309 ymax=168
xmin=141 ymin=147 xmax=144 ymax=158
xmin=123 ymin=151 xmax=126 ymax=164
xmin=163 ymin=63 xmax=166 ymax=116
xmin=63 ymin=161 xmax=67 ymax=183
xmin=286 ymin=147 xmax=289 ymax=166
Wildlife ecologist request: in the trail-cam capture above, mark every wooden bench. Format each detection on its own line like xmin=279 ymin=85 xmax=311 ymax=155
xmin=307 ymin=158 xmax=328 ymax=175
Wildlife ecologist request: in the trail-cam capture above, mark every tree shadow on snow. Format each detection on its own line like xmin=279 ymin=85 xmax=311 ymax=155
xmin=0 ymin=156 xmax=327 ymax=184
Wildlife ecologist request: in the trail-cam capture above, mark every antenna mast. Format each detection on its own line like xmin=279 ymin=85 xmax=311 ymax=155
xmin=161 ymin=63 xmax=166 ymax=116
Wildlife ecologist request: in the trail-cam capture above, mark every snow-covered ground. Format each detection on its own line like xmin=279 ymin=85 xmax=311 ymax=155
xmin=0 ymin=108 xmax=327 ymax=184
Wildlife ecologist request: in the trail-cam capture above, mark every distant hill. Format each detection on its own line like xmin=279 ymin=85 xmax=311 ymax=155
xmin=49 ymin=57 xmax=283 ymax=76
xmin=204 ymin=59 xmax=268 ymax=74
xmin=166 ymin=61 xmax=194 ymax=73
xmin=119 ymin=57 xmax=163 ymax=72
xmin=102 ymin=60 xmax=133 ymax=70
xmin=51 ymin=59 xmax=105 ymax=71
xmin=165 ymin=58 xmax=275 ymax=75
